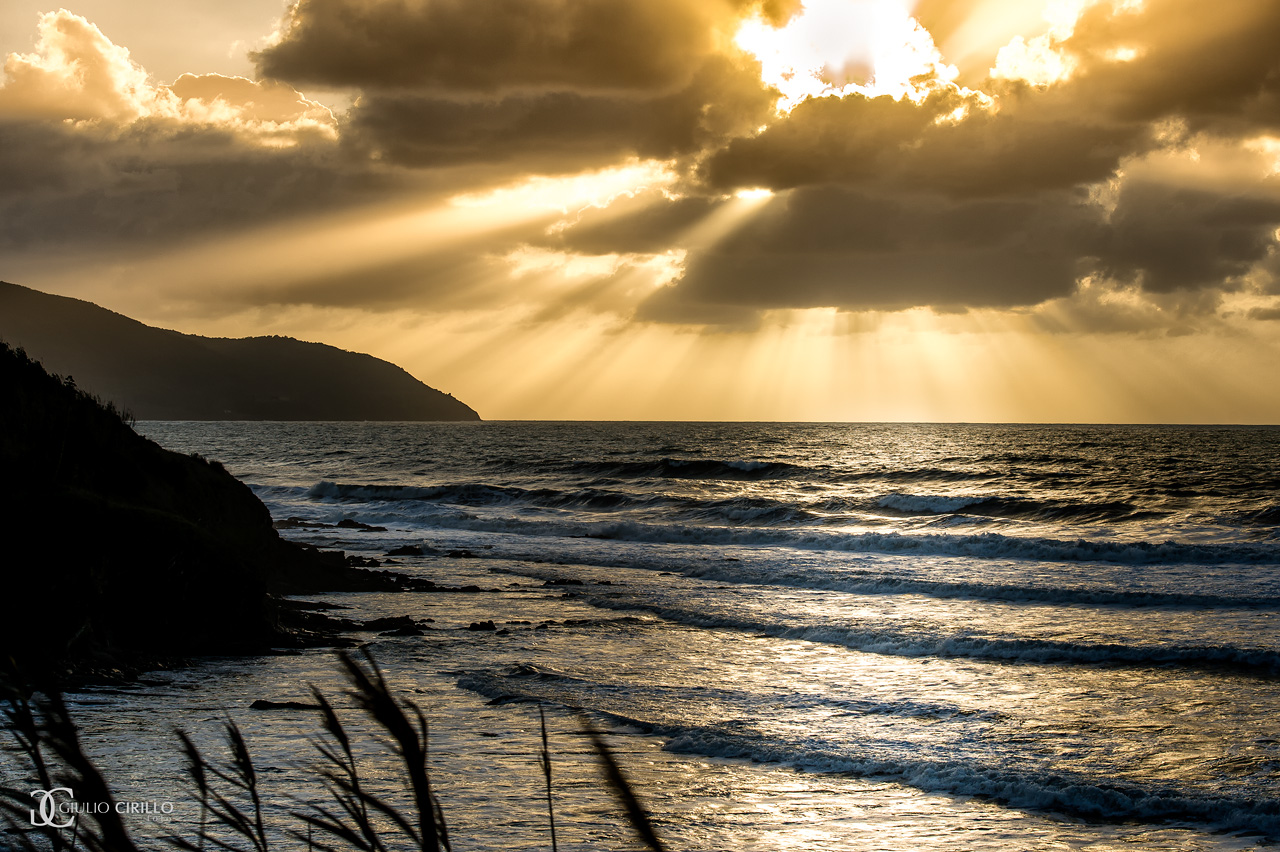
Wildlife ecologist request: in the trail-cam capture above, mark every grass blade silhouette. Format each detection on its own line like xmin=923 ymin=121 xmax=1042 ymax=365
xmin=539 ymin=705 xmax=557 ymax=852
xmin=575 ymin=712 xmax=667 ymax=852
xmin=336 ymin=651 xmax=448 ymax=852
xmin=167 ymin=721 xmax=270 ymax=852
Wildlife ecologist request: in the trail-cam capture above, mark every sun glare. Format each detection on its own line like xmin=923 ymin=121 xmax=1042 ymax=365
xmin=734 ymin=0 xmax=958 ymax=112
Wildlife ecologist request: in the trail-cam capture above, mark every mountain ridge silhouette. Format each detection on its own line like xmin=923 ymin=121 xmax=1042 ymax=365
xmin=0 ymin=281 xmax=480 ymax=421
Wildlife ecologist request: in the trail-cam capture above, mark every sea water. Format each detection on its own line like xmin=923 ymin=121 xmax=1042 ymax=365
xmin=43 ymin=423 xmax=1280 ymax=849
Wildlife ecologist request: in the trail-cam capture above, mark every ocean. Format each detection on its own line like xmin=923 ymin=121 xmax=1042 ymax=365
xmin=55 ymin=422 xmax=1280 ymax=849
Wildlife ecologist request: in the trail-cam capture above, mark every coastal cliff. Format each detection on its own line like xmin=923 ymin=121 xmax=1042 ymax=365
xmin=0 ymin=281 xmax=480 ymax=421
xmin=0 ymin=342 xmax=395 ymax=678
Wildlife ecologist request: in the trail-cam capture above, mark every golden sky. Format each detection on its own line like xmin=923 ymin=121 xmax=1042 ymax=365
xmin=2 ymin=0 xmax=1280 ymax=421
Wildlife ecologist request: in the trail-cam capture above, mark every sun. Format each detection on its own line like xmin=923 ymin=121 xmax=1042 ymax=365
xmin=734 ymin=0 xmax=959 ymax=112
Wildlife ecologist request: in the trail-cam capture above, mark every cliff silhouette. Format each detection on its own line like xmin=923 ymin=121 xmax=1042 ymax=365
xmin=0 ymin=342 xmax=441 ymax=678
xmin=0 ymin=281 xmax=479 ymax=421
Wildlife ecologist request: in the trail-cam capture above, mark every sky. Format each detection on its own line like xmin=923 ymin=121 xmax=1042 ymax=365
xmin=2 ymin=0 xmax=1279 ymax=422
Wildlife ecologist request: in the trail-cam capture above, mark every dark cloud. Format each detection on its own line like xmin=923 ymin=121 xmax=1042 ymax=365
xmin=256 ymin=0 xmax=778 ymax=174
xmin=567 ymin=173 xmax=1280 ymax=320
xmin=701 ymin=87 xmax=1151 ymax=197
xmin=1093 ymin=180 xmax=1280 ymax=291
xmin=345 ymin=56 xmax=775 ymax=169
xmin=899 ymin=105 xmax=1149 ymax=197
xmin=256 ymin=0 xmax=751 ymax=93
xmin=0 ymin=120 xmax=106 ymax=196
xmin=701 ymin=90 xmax=959 ymax=190
xmin=0 ymin=118 xmax=388 ymax=248
xmin=626 ymin=185 xmax=1102 ymax=318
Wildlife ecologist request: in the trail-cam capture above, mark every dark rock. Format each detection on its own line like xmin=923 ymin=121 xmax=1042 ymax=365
xmin=336 ymin=519 xmax=388 ymax=532
xmin=274 ymin=516 xmax=330 ymax=529
xmin=361 ymin=616 xmax=417 ymax=631
xmin=467 ymin=620 xmax=497 ymax=631
xmin=544 ymin=578 xmax=584 ymax=586
xmin=250 ymin=699 xmax=322 ymax=711
xmin=282 ymin=609 xmax=364 ymax=633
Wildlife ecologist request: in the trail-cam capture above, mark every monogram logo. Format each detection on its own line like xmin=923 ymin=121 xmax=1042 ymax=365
xmin=29 ymin=788 xmax=76 ymax=829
